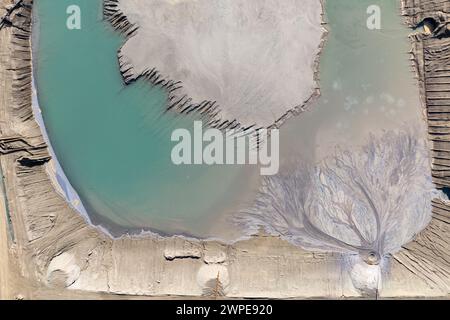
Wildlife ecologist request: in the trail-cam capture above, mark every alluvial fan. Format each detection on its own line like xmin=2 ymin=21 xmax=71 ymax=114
xmin=236 ymin=130 xmax=442 ymax=292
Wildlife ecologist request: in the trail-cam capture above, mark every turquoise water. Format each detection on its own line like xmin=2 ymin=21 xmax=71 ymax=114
xmin=34 ymin=0 xmax=425 ymax=238
xmin=34 ymin=0 xmax=258 ymax=237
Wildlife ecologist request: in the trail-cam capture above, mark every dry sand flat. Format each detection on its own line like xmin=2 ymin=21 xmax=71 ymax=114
xmin=115 ymin=0 xmax=326 ymax=129
xmin=0 ymin=0 xmax=448 ymax=299
xmin=0 ymin=3 xmax=10 ymax=300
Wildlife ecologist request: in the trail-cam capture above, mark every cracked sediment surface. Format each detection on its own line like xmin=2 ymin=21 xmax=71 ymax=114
xmin=107 ymin=0 xmax=326 ymax=129
xmin=0 ymin=0 xmax=448 ymax=299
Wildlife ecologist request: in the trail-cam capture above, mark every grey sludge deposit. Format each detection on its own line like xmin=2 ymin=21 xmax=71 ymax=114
xmin=117 ymin=0 xmax=326 ymax=128
xmin=236 ymin=130 xmax=442 ymax=291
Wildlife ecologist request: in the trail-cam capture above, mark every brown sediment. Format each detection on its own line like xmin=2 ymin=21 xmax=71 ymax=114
xmin=393 ymin=199 xmax=449 ymax=292
xmin=395 ymin=0 xmax=450 ymax=294
xmin=0 ymin=0 xmax=448 ymax=299
xmin=402 ymin=0 xmax=450 ymax=188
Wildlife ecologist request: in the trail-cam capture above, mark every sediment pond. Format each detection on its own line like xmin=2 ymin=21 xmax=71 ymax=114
xmin=33 ymin=0 xmax=426 ymax=239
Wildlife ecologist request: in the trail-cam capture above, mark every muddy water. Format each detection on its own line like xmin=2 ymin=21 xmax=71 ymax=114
xmin=280 ymin=0 xmax=425 ymax=166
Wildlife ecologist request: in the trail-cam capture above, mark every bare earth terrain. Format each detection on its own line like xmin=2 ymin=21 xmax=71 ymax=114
xmin=0 ymin=0 xmax=448 ymax=299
